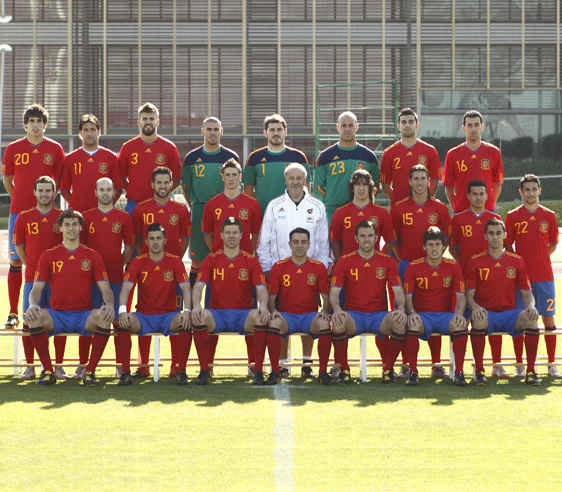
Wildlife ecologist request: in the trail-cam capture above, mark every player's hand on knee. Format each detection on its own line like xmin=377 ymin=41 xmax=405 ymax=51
xmin=331 ymin=311 xmax=346 ymax=334
xmin=257 ymin=306 xmax=270 ymax=325
xmin=100 ymin=304 xmax=114 ymax=325
xmin=391 ymin=309 xmax=407 ymax=326
xmin=525 ymin=306 xmax=539 ymax=322
xmin=25 ymin=305 xmax=41 ymax=323
xmin=407 ymin=312 xmax=421 ymax=329
xmin=179 ymin=311 xmax=191 ymax=331
xmin=191 ymin=306 xmax=204 ymax=325
xmin=471 ymin=305 xmax=487 ymax=322
xmin=451 ymin=313 xmax=467 ymax=330
xmin=118 ymin=312 xmax=131 ymax=330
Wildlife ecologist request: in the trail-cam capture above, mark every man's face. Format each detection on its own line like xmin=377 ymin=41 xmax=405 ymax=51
xmin=467 ymin=186 xmax=487 ymax=210
xmin=79 ymin=122 xmax=100 ymax=147
xmin=520 ymin=181 xmax=541 ymax=207
xmin=337 ymin=115 xmax=358 ymax=144
xmin=462 ymin=116 xmax=483 ymax=142
xmin=95 ymin=181 xmax=114 ymax=206
xmin=61 ymin=217 xmax=82 ymax=241
xmin=221 ymin=224 xmax=242 ymax=249
xmin=146 ymin=231 xmax=166 ymax=254
xmin=424 ymin=238 xmax=445 ymax=262
xmin=485 ymin=225 xmax=506 ymax=249
xmin=34 ymin=183 xmax=55 ymax=207
xmin=353 ymin=180 xmax=370 ymax=202
xmin=409 ymin=171 xmax=429 ymax=194
xmin=221 ymin=167 xmax=241 ymax=191
xmin=138 ymin=111 xmax=158 ymax=136
xmin=152 ymin=173 xmax=172 ymax=199
xmin=25 ymin=116 xmax=46 ymax=139
xmin=202 ymin=121 xmax=222 ymax=146
xmin=264 ymin=122 xmax=286 ymax=147
xmin=289 ymin=232 xmax=310 ymax=258
xmin=355 ymin=226 xmax=376 ymax=254
xmin=398 ymin=115 xmax=418 ymax=139
xmin=285 ymin=168 xmax=306 ymax=196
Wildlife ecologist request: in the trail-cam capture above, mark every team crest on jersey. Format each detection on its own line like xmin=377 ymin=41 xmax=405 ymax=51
xmin=238 ymin=268 xmax=249 ymax=281
xmin=418 ymin=155 xmax=427 ymax=166
xmin=163 ymin=270 xmax=174 ymax=282
xmin=98 ymin=162 xmax=109 ymax=174
xmin=169 ymin=214 xmax=179 ymax=225
xmin=43 ymin=154 xmax=53 ymax=165
xmin=506 ymin=266 xmax=516 ymax=279
xmin=307 ymin=273 xmax=317 ymax=286
xmin=539 ymin=221 xmax=549 ymax=232
xmin=80 ymin=259 xmax=91 ymax=271
xmin=428 ymin=213 xmax=438 ymax=225
xmin=112 ymin=222 xmax=122 ymax=233
xmin=481 ymin=159 xmax=490 ymax=170
xmin=357 ymin=162 xmax=365 ymax=169
xmin=239 ymin=209 xmax=249 ymax=220
xmin=375 ymin=267 xmax=386 ymax=279
xmin=155 ymin=153 xmax=166 ymax=164
xmin=443 ymin=276 xmax=452 ymax=288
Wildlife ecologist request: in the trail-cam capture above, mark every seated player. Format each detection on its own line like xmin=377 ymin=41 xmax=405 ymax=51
xmin=329 ymin=220 xmax=407 ymax=383
xmin=266 ymin=227 xmax=331 ymax=385
xmin=466 ymin=218 xmax=541 ymax=385
xmin=117 ymin=223 xmax=192 ymax=385
xmin=404 ymin=227 xmax=469 ymax=386
xmin=24 ymin=209 xmax=115 ymax=386
xmin=191 ymin=217 xmax=270 ymax=385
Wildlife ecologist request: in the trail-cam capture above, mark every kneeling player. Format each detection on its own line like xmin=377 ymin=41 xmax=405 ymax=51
xmin=191 ymin=217 xmax=269 ymax=385
xmin=466 ymin=218 xmax=540 ymax=385
xmin=404 ymin=227 xmax=468 ymax=386
xmin=329 ymin=220 xmax=407 ymax=383
xmin=117 ymin=224 xmax=191 ymax=384
xmin=266 ymin=227 xmax=331 ymax=385
xmin=25 ymin=209 xmax=115 ymax=386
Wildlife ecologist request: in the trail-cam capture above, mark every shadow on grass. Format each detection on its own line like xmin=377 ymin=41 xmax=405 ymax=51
xmin=1 ymin=373 xmax=561 ymax=410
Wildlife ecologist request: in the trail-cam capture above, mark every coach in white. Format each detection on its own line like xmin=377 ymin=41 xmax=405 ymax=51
xmin=257 ymin=162 xmax=330 ymax=379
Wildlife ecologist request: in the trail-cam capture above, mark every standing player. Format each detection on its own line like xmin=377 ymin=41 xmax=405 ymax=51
xmin=443 ymin=110 xmax=504 ymax=213
xmin=266 ymin=228 xmax=332 ymax=385
xmin=380 ymin=107 xmax=441 ymax=207
xmin=2 ymin=104 xmax=65 ymax=329
xmin=257 ymin=162 xmax=330 ymax=378
xmin=330 ymin=169 xmax=396 ymax=260
xmin=466 ymin=218 xmax=541 ymax=385
xmin=132 ymin=167 xmax=191 ymax=377
xmin=192 ymin=217 xmax=269 ymax=385
xmin=118 ymin=102 xmax=181 ymax=215
xmin=183 ymin=116 xmax=239 ymax=283
xmin=117 ymin=223 xmax=192 ymax=385
xmin=506 ymin=174 xmax=560 ymax=378
xmin=404 ymin=227 xmax=468 ymax=386
xmin=313 ymin=111 xmax=379 ymax=221
xmin=243 ymin=113 xmax=310 ymax=213
xmin=60 ymin=114 xmax=121 ymax=212
xmin=25 ymin=209 xmax=115 ymax=386
xmin=329 ymin=220 xmax=407 ymax=383
xmin=75 ymin=177 xmax=134 ymax=379
xmin=14 ymin=176 xmax=65 ymax=380
xmin=392 ymin=164 xmax=451 ymax=378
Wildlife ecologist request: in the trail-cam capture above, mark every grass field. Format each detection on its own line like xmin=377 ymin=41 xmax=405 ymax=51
xmin=2 ymin=283 xmax=562 ymax=490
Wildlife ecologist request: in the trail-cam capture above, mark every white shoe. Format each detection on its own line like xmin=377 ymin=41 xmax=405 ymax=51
xmin=73 ymin=365 xmax=86 ymax=379
xmin=328 ymin=365 xmax=342 ymax=379
xmin=514 ymin=363 xmax=525 ymax=378
xmin=55 ymin=366 xmax=69 ymax=380
xmin=491 ymin=363 xmax=509 ymax=379
xmin=548 ymin=364 xmax=562 ymax=378
xmin=20 ymin=365 xmax=36 ymax=380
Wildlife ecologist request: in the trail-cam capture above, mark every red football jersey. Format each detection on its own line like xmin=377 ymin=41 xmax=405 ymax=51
xmin=404 ymin=258 xmax=464 ymax=312
xmin=330 ymin=251 xmax=401 ymax=312
xmin=60 ymin=146 xmax=122 ymax=212
xmin=450 ymin=209 xmax=501 ymax=270
xmin=330 ymin=202 xmax=396 ymax=255
xmin=392 ymin=197 xmax=451 ymax=261
xmin=82 ymin=207 xmax=134 ymax=283
xmin=14 ymin=207 xmax=62 ymax=282
xmin=202 ymin=193 xmax=262 ymax=253
xmin=118 ymin=136 xmax=181 ymax=203
xmin=2 ymin=137 xmax=65 ymax=214
xmin=465 ymin=251 xmax=531 ymax=311
xmin=443 ymin=142 xmax=503 ymax=212
xmin=269 ymin=258 xmax=328 ymax=314
xmin=133 ymin=198 xmax=191 ymax=257
xmin=505 ymin=204 xmax=558 ymax=282
xmin=380 ymin=139 xmax=442 ymax=205
xmin=35 ymin=244 xmax=109 ymax=310
xmin=197 ymin=251 xmax=266 ymax=310
xmin=124 ymin=253 xmax=188 ymax=314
